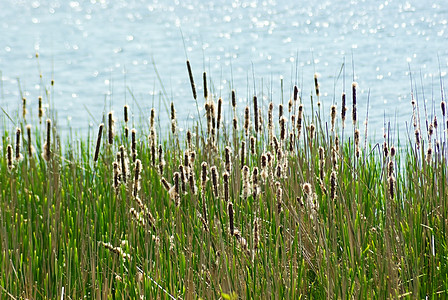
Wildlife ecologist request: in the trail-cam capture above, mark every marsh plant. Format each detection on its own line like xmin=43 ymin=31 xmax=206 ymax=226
xmin=0 ymin=59 xmax=447 ymax=299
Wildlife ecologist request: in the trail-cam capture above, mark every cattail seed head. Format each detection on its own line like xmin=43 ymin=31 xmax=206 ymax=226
xmin=42 ymin=119 xmax=52 ymax=161
xmin=289 ymin=132 xmax=294 ymax=152
xmin=294 ymin=85 xmax=299 ymax=101
xmin=94 ymin=123 xmax=104 ymax=162
xmin=113 ymin=162 xmax=120 ymax=190
xmin=201 ymin=162 xmax=208 ymax=190
xmin=228 ymin=201 xmax=234 ymax=235
xmin=250 ymin=136 xmax=256 ymax=155
xmin=231 ymin=89 xmax=236 ymax=108
xmin=7 ymin=144 xmax=13 ymax=170
xmin=426 ymin=147 xmax=433 ymax=164
xmin=158 ymin=144 xmax=165 ymax=175
xmin=22 ymin=97 xmax=27 ymax=118
xmin=388 ymin=175 xmax=395 ymax=199
xmin=161 ymin=177 xmax=171 ymax=191
xmin=244 ymin=106 xmax=250 ymax=136
xmin=433 ymin=116 xmax=438 ymax=129
xmin=330 ymin=105 xmax=337 ymax=131
xmin=26 ymin=124 xmax=34 ymax=156
xmin=276 ymin=181 xmax=283 ymax=214
xmin=223 ymin=171 xmax=230 ymax=203
xmin=186 ymin=60 xmax=197 ymax=100
xmin=173 ymin=172 xmax=180 ymax=206
xmin=252 ymin=167 xmax=259 ymax=199
xmin=319 ymin=146 xmax=325 ymax=180
xmin=242 ymin=165 xmax=251 ymax=199
xmin=280 ymin=116 xmax=287 ymax=141
xmin=297 ymin=104 xmax=303 ymax=138
xmin=131 ymin=128 xmax=137 ymax=162
xmin=253 ymin=96 xmax=259 ymax=133
xmin=441 ymin=101 xmax=446 ymax=117
xmin=383 ymin=141 xmax=388 ymax=157
xmin=170 ymin=102 xmax=176 ymax=134
xmin=225 ymin=146 xmax=232 ymax=172
xmin=330 ymin=171 xmax=337 ymax=200
xmin=124 ymin=105 xmax=129 ymax=123
xmin=309 ymin=124 xmax=315 ymax=141
xmin=288 ymin=98 xmax=293 ymax=113
xmin=314 ymin=73 xmax=320 ymax=98
xmin=217 ymin=98 xmax=222 ymax=130
xmin=133 ymin=159 xmax=142 ymax=197
xmin=233 ymin=117 xmax=238 ymax=130
xmin=211 ymin=166 xmax=219 ymax=197
xmin=38 ymin=96 xmax=43 ymax=123
xmin=341 ymin=92 xmax=347 ymax=127
xmin=108 ymin=112 xmax=114 ymax=145
xmin=429 ymin=123 xmax=434 ymax=137
xmin=278 ymin=104 xmax=283 ymax=121
xmin=388 ymin=161 xmax=394 ymax=177
xmin=150 ymin=108 xmax=156 ymax=128
xmin=15 ymin=128 xmax=23 ymax=161
xmin=303 ymin=183 xmax=312 ymax=196
xmin=203 ymin=72 xmax=208 ymax=99
xmin=415 ymin=129 xmax=420 ymax=148
xmin=352 ymin=82 xmax=358 ymax=125
xmin=240 ymin=141 xmax=246 ymax=167
xmin=390 ymin=145 xmax=396 ymax=158
xmin=354 ymin=129 xmax=360 ymax=147
xmin=189 ymin=169 xmax=197 ymax=195
xmin=253 ymin=216 xmax=259 ymax=253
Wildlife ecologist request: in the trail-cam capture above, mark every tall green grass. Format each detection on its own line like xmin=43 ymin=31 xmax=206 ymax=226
xmin=0 ymin=62 xmax=447 ymax=299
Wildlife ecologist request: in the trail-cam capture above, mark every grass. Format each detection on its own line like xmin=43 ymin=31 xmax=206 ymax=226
xmin=0 ymin=61 xmax=447 ymax=299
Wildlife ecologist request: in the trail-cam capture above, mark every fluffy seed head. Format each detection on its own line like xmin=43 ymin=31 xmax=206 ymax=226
xmin=94 ymin=123 xmax=104 ymax=162
xmin=108 ymin=112 xmax=114 ymax=144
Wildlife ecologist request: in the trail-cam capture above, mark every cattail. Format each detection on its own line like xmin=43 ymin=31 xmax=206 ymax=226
xmin=170 ymin=102 xmax=176 ymax=134
xmin=15 ymin=128 xmax=23 ymax=161
xmin=173 ymin=172 xmax=180 ymax=206
xmin=318 ymin=147 xmax=325 ymax=180
xmin=390 ymin=145 xmax=396 ymax=158
xmin=244 ymin=106 xmax=250 ymax=136
xmin=240 ymin=141 xmax=246 ymax=168
xmin=120 ymin=145 xmax=128 ymax=182
xmin=309 ymin=124 xmax=315 ymax=143
xmin=335 ymin=135 xmax=340 ymax=154
xmin=203 ymin=72 xmax=208 ymax=99
xmin=426 ymin=147 xmax=433 ymax=164
xmin=248 ymin=136 xmax=256 ymax=155
xmin=314 ymin=73 xmax=320 ymax=98
xmin=217 ymin=98 xmax=222 ymax=131
xmin=429 ymin=123 xmax=434 ymax=138
xmin=276 ymin=182 xmax=283 ymax=214
xmin=330 ymin=105 xmax=337 ymax=131
xmin=278 ymin=104 xmax=283 ymax=121
xmin=231 ymin=89 xmax=236 ymax=109
xmin=131 ymin=128 xmax=137 ymax=162
xmin=150 ymin=108 xmax=156 ymax=128
xmin=252 ymin=167 xmax=259 ymax=199
xmin=22 ymin=97 xmax=27 ymax=118
xmin=158 ymin=144 xmax=165 ymax=175
xmin=354 ymin=129 xmax=360 ymax=147
xmin=253 ymin=96 xmax=259 ymax=134
xmin=189 ymin=169 xmax=197 ymax=195
xmin=38 ymin=96 xmax=43 ymax=123
xmin=211 ymin=166 xmax=219 ymax=197
xmin=289 ymin=132 xmax=294 ymax=152
xmin=275 ymin=164 xmax=282 ymax=178
xmin=288 ymin=98 xmax=293 ymax=113
xmin=223 ymin=171 xmax=230 ymax=203
xmin=186 ymin=60 xmax=197 ymax=100
xmin=383 ymin=141 xmax=388 ymax=158
xmin=330 ymin=171 xmax=337 ymax=200
xmin=268 ymin=102 xmax=274 ymax=140
xmin=228 ymin=201 xmax=234 ymax=235
xmin=233 ymin=117 xmax=238 ymax=130
xmin=253 ymin=216 xmax=259 ymax=253
xmin=331 ymin=145 xmax=338 ymax=170
xmin=297 ymin=104 xmax=303 ymax=138
xmin=352 ymin=82 xmax=357 ymax=125
xmin=280 ymin=116 xmax=287 ymax=141
xmin=388 ymin=161 xmax=394 ymax=177
xmin=93 ymin=123 xmax=104 ymax=162
xmin=242 ymin=165 xmax=251 ymax=199
xmin=179 ymin=165 xmax=187 ymax=194
xmin=161 ymin=177 xmax=171 ymax=191
xmin=434 ymin=116 xmax=438 ymax=129
xmin=272 ymin=136 xmax=279 ymax=155
xmin=133 ymin=159 xmax=142 ymax=197
xmin=441 ymin=101 xmax=446 ymax=117
xmin=113 ymin=162 xmax=120 ymax=190
xmin=388 ymin=175 xmax=395 ymax=199
xmin=294 ymin=85 xmax=299 ymax=101
xmin=190 ymin=150 xmax=196 ymax=165
xmin=108 ymin=112 xmax=114 ymax=145
xmin=415 ymin=129 xmax=420 ymax=148
xmin=7 ymin=144 xmax=13 ymax=170
xmin=124 ymin=104 xmax=129 ymax=123
xmin=341 ymin=92 xmax=347 ymax=128
xmin=201 ymin=162 xmax=208 ymax=190
xmin=186 ymin=130 xmax=192 ymax=150
xmin=260 ymin=154 xmax=268 ymax=182
xmin=42 ymin=119 xmax=51 ymax=161
xmin=26 ymin=124 xmax=33 ymax=156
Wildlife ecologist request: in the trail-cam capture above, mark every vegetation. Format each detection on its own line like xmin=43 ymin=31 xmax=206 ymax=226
xmin=0 ymin=60 xmax=447 ymax=299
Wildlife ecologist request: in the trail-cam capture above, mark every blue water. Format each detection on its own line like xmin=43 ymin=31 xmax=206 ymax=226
xmin=1 ymin=0 xmax=447 ymax=141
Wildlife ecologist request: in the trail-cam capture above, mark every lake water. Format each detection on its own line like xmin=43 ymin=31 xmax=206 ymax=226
xmin=1 ymin=0 xmax=447 ymax=142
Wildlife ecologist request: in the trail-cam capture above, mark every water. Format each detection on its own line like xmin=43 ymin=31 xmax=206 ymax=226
xmin=1 ymin=0 xmax=447 ymax=141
